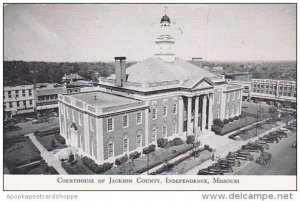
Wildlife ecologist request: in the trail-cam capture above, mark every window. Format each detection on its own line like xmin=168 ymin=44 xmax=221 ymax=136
xmin=237 ymin=91 xmax=240 ymax=99
xmin=162 ymin=125 xmax=167 ymax=137
xmin=232 ymin=92 xmax=235 ymax=100
xmin=217 ymin=110 xmax=220 ymax=119
xmin=172 ymin=104 xmax=177 ymax=114
xmin=136 ymin=111 xmax=142 ymax=124
xmin=9 ymin=102 xmax=13 ymax=108
xmin=29 ymin=100 xmax=33 ymax=105
xmin=152 ymin=108 xmax=157 ymax=119
xmin=22 ymin=90 xmax=26 ymax=96
xmin=67 ymin=107 xmax=70 ymax=119
xmin=15 ymin=90 xmax=19 ymax=98
xmin=136 ymin=132 xmax=142 ymax=148
xmin=122 ymin=114 xmax=129 ymax=128
xmin=72 ymin=110 xmax=75 ymax=122
xmin=225 ymin=107 xmax=229 ymax=118
xmin=90 ymin=137 xmax=95 ymax=156
xmin=152 ymin=127 xmax=157 ymax=142
xmin=8 ymin=91 xmax=11 ymax=98
xmin=227 ymin=94 xmax=230 ymax=102
xmin=90 ymin=117 xmax=95 ymax=131
xmin=172 ymin=122 xmax=177 ymax=134
xmin=107 ymin=118 xmax=113 ymax=132
xmin=79 ymin=113 xmax=83 ymax=126
xmin=123 ymin=136 xmax=129 ymax=153
xmin=29 ymin=89 xmax=32 ymax=96
xmin=163 ymin=106 xmax=167 ymax=117
xmin=107 ymin=140 xmax=114 ymax=158
xmin=16 ymin=101 xmax=20 ymax=107
xmin=217 ymin=94 xmax=221 ymax=104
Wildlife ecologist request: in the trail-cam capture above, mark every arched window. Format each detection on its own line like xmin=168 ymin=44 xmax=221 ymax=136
xmin=107 ymin=139 xmax=114 ymax=158
xmin=123 ymin=135 xmax=129 ymax=153
xmin=152 ymin=126 xmax=157 ymax=142
xmin=136 ymin=130 xmax=142 ymax=148
xmin=162 ymin=124 xmax=167 ymax=137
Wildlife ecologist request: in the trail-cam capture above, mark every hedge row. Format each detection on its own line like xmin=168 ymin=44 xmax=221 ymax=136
xmin=82 ymin=156 xmax=113 ymax=174
xmin=157 ymin=138 xmax=184 ymax=148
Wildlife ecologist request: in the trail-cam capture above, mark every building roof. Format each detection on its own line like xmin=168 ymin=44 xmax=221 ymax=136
xmin=63 ymin=73 xmax=83 ymax=80
xmin=161 ymin=14 xmax=171 ymax=23
xmin=124 ymin=57 xmax=215 ymax=87
xmin=70 ymin=91 xmax=140 ymax=108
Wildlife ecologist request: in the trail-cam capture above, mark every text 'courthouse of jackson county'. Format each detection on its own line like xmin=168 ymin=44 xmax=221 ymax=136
xmin=58 ymin=14 xmax=243 ymax=164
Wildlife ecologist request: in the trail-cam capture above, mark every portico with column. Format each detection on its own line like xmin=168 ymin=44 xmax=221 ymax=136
xmin=178 ymin=92 xmax=214 ymax=138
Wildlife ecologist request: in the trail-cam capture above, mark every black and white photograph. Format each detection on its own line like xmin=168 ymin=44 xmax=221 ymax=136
xmin=2 ymin=3 xmax=297 ymax=191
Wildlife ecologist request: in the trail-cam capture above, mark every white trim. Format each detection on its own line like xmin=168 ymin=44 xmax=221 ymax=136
xmin=107 ymin=117 xmax=114 ymax=132
xmin=107 ymin=140 xmax=114 ymax=158
xmin=152 ymin=107 xmax=157 ymax=120
xmin=122 ymin=114 xmax=129 ymax=128
xmin=136 ymin=111 xmax=142 ymax=125
xmin=162 ymin=124 xmax=167 ymax=137
xmin=172 ymin=103 xmax=177 ymax=114
xmin=163 ymin=105 xmax=168 ymax=117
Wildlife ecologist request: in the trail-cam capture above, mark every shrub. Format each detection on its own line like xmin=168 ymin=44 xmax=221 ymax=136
xmin=211 ymin=125 xmax=222 ymax=135
xmin=142 ymin=147 xmax=150 ymax=155
xmin=229 ymin=117 xmax=234 ymax=122
xmin=186 ymin=135 xmax=195 ymax=145
xmin=82 ymin=156 xmax=99 ymax=173
xmin=189 ymin=148 xmax=203 ymax=157
xmin=129 ymin=151 xmax=141 ymax=160
xmin=149 ymin=144 xmax=156 ymax=153
xmin=54 ymin=134 xmax=66 ymax=144
xmin=223 ymin=119 xmax=229 ymax=124
xmin=213 ymin=118 xmax=224 ymax=127
xmin=157 ymin=138 xmax=169 ymax=148
xmin=172 ymin=138 xmax=184 ymax=146
xmin=62 ymin=162 xmax=74 ymax=174
xmin=98 ymin=163 xmax=113 ymax=174
xmin=51 ymin=139 xmax=56 ymax=148
xmin=115 ymin=155 xmax=129 ymax=166
xmin=234 ymin=116 xmax=239 ymax=120
xmin=204 ymin=144 xmax=213 ymax=152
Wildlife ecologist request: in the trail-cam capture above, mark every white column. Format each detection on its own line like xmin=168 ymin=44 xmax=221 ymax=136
xmin=194 ymin=96 xmax=199 ymax=133
xmin=207 ymin=93 xmax=213 ymax=131
xmin=144 ymin=107 xmax=149 ymax=146
xmin=187 ymin=97 xmax=192 ymax=135
xmin=178 ymin=96 xmax=184 ymax=135
xmin=96 ymin=118 xmax=104 ymax=163
xmin=201 ymin=96 xmax=207 ymax=131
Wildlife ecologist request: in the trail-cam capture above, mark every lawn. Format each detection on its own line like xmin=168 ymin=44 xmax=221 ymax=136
xmin=160 ymin=150 xmax=211 ymax=175
xmin=242 ymin=102 xmax=272 ymax=118
xmin=215 ymin=116 xmax=257 ymax=135
xmin=4 ymin=136 xmax=42 ymax=169
xmin=236 ymin=122 xmax=279 ymax=141
xmin=102 ymin=143 xmax=194 ymax=175
xmin=36 ymin=134 xmax=67 ymax=151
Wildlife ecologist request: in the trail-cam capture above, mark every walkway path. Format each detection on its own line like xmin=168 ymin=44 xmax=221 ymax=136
xmin=185 ymin=121 xmax=286 ymax=175
xmin=26 ymin=133 xmax=68 ymax=175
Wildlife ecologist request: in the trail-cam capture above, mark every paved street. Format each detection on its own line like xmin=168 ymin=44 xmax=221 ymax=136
xmin=235 ymin=133 xmax=296 ymax=175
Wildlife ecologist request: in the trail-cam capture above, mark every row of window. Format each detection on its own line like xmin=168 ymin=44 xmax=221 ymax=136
xmin=5 ymin=89 xmax=33 ymax=99
xmin=4 ymin=100 xmax=33 ymax=109
xmin=253 ymin=90 xmax=296 ymax=97
xmin=225 ymin=104 xmax=240 ymax=118
xmin=38 ymin=94 xmax=58 ymax=101
xmin=152 ymin=104 xmax=177 ymax=119
xmin=226 ymin=91 xmax=241 ymax=102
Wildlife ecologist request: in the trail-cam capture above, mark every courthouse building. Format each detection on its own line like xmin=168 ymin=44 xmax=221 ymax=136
xmin=58 ymin=14 xmax=243 ymax=164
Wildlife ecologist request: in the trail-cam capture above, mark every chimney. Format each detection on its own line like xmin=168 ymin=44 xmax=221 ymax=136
xmin=191 ymin=57 xmax=203 ymax=68
xmin=115 ymin=57 xmax=126 ymax=87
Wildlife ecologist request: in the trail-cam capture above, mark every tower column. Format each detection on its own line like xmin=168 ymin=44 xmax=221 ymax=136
xmin=187 ymin=97 xmax=192 ymax=135
xmin=201 ymin=95 xmax=207 ymax=131
xmin=194 ymin=96 xmax=199 ymax=133
xmin=207 ymin=93 xmax=213 ymax=131
xmin=178 ymin=96 xmax=184 ymax=135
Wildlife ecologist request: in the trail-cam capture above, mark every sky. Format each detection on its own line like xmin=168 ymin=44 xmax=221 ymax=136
xmin=4 ymin=4 xmax=296 ymax=62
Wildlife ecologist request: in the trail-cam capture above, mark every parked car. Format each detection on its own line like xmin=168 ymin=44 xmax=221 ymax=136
xmin=241 ymin=144 xmax=263 ymax=153
xmin=275 ymin=131 xmax=289 ymax=138
xmin=226 ymin=151 xmax=238 ymax=160
xmin=214 ymin=160 xmax=234 ymax=173
xmin=6 ymin=125 xmax=22 ymax=132
xmin=279 ymin=128 xmax=292 ymax=135
xmin=236 ymin=150 xmax=254 ymax=161
xmin=198 ymin=167 xmax=224 ymax=175
xmin=268 ymin=132 xmax=283 ymax=140
xmin=256 ymin=152 xmax=272 ymax=166
xmin=254 ymin=140 xmax=270 ymax=149
xmin=226 ymin=158 xmax=241 ymax=167
xmin=260 ymin=136 xmax=278 ymax=144
xmin=32 ymin=117 xmax=48 ymax=124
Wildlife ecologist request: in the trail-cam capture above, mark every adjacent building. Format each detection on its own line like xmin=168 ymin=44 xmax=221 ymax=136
xmin=58 ymin=14 xmax=243 ymax=164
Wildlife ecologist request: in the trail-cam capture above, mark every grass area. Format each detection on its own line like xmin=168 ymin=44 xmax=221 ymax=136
xmin=236 ymin=122 xmax=279 ymax=141
xmin=4 ymin=136 xmax=42 ymax=169
xmin=161 ymin=150 xmax=211 ymax=175
xmin=62 ymin=156 xmax=94 ymax=175
xmin=242 ymin=102 xmax=272 ymax=119
xmin=36 ymin=134 xmax=67 ymax=151
xmin=215 ymin=116 xmax=256 ymax=136
xmin=103 ymin=143 xmax=194 ymax=175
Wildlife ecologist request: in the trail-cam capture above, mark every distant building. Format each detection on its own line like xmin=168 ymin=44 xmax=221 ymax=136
xmin=4 ymin=85 xmax=36 ymax=119
xmin=225 ymin=72 xmax=252 ymax=99
xmin=62 ymin=73 xmax=84 ymax=84
xmin=58 ymin=14 xmax=243 ymax=164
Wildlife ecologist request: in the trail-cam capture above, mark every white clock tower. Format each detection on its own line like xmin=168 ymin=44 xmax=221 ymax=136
xmin=155 ymin=14 xmax=175 ymax=62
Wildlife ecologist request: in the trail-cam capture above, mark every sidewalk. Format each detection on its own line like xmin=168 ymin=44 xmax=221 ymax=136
xmin=185 ymin=121 xmax=285 ymax=175
xmin=26 ymin=133 xmax=68 ymax=175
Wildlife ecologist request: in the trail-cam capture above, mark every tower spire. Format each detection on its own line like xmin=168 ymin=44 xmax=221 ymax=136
xmin=155 ymin=12 xmax=175 ymax=62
